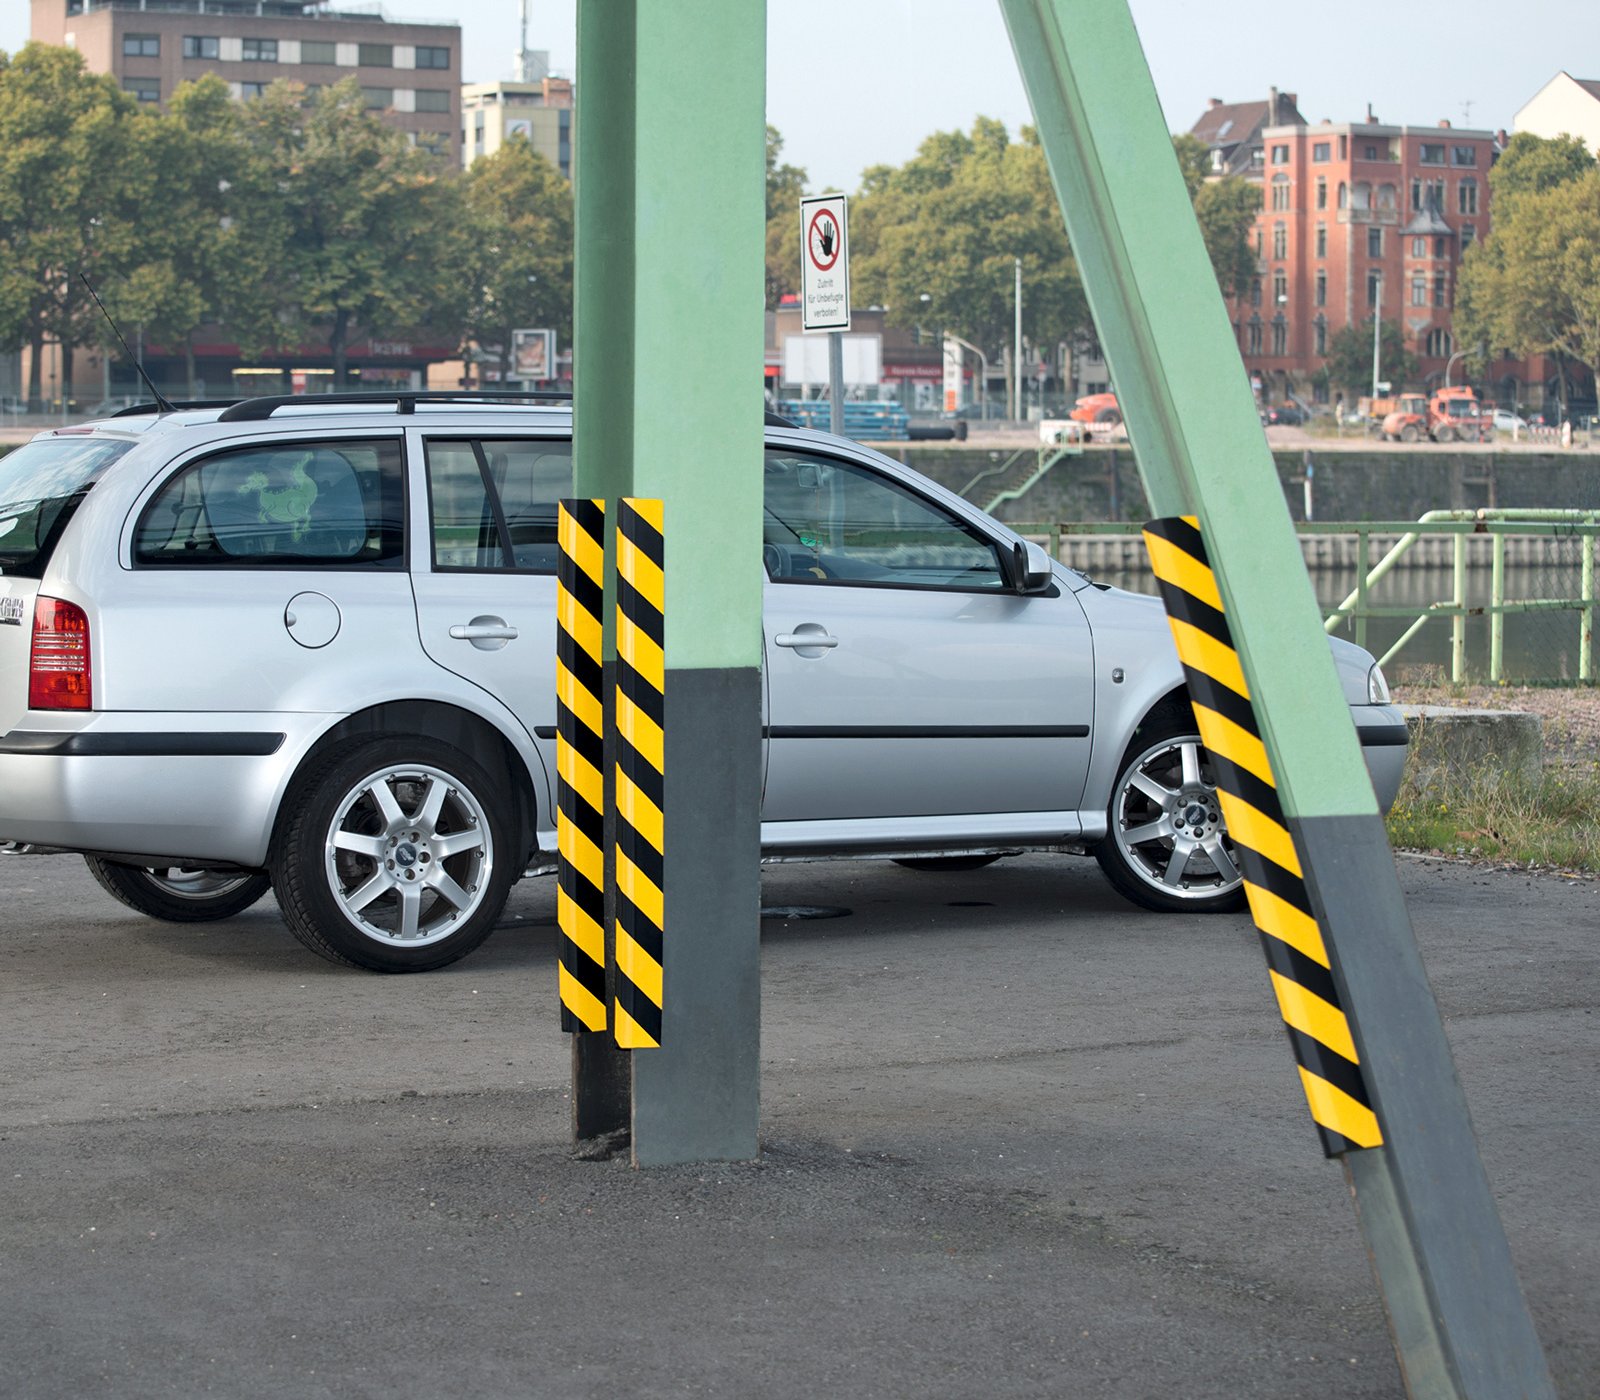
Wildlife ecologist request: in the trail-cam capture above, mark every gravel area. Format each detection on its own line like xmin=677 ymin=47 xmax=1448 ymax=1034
xmin=1390 ymin=684 xmax=1600 ymax=770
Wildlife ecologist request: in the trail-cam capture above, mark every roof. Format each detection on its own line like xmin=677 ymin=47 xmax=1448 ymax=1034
xmin=1189 ymin=92 xmax=1307 ymax=149
xmin=1576 ymin=77 xmax=1600 ymax=101
xmin=1402 ymin=187 xmax=1455 ymax=236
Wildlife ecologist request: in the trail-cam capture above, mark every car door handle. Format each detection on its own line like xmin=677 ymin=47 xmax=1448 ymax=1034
xmin=774 ymin=630 xmax=838 ymax=649
xmin=449 ymin=622 xmax=519 ymax=641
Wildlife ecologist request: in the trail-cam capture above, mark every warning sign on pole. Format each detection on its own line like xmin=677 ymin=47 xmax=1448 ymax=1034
xmin=800 ymin=194 xmax=850 ymax=333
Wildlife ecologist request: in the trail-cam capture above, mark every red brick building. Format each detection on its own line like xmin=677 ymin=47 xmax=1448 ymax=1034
xmin=1235 ymin=116 xmax=1504 ymax=405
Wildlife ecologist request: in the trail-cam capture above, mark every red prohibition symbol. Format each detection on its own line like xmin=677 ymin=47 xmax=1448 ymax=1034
xmin=807 ymin=208 xmax=841 ymax=272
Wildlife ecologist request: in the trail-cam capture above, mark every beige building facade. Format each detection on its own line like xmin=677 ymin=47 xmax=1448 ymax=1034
xmin=31 ymin=0 xmax=461 ymax=160
xmin=461 ymin=70 xmax=573 ymax=176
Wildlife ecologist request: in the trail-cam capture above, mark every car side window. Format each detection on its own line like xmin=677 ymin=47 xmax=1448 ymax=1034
xmin=424 ymin=438 xmax=572 ymax=572
xmin=133 ymin=438 xmax=404 ymax=568
xmin=762 ymin=450 xmax=1005 ymax=590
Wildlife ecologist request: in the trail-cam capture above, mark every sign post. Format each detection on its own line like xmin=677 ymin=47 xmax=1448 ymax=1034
xmin=800 ymin=194 xmax=850 ymax=435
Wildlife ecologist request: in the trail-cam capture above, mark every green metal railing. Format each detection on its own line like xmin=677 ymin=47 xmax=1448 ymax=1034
xmin=1017 ymin=510 xmax=1599 ymax=682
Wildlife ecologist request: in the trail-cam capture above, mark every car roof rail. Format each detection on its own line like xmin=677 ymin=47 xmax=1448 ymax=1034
xmin=110 ymin=399 xmax=245 ymax=417
xmin=764 ymin=410 xmax=798 ymax=428
xmin=214 ymin=390 xmax=575 ymax=423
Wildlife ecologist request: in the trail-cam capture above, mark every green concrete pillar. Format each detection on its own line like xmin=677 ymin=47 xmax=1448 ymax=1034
xmin=572 ymin=0 xmax=765 ymax=1165
xmin=1000 ymin=3 xmax=1553 ymax=1395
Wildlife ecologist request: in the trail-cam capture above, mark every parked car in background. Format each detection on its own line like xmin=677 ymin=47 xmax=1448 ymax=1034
xmin=1261 ymin=403 xmax=1306 ymax=426
xmin=0 ymin=395 xmax=1408 ymax=971
xmin=1492 ymin=409 xmax=1530 ymax=434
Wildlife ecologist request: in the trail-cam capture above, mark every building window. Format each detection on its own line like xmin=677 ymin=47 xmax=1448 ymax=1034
xmin=1272 ymin=224 xmax=1287 ymax=259
xmin=359 ymin=43 xmax=394 ymax=67
xmin=182 ymin=35 xmax=219 ymax=60
xmin=1452 ymin=145 xmax=1477 ymax=167
xmin=1315 ymin=223 xmax=1327 ymax=258
xmin=1337 ymin=181 xmax=1347 ymax=210
xmin=1315 ymin=271 xmax=1326 ymax=306
xmin=1312 ymin=141 xmax=1330 ymax=162
xmin=1272 ymin=270 xmax=1287 ymax=302
xmin=1434 ymin=236 xmax=1447 ymax=259
xmin=1247 ymin=317 xmax=1262 ymax=355
xmin=1271 ymin=144 xmax=1290 ymax=165
xmin=415 ymin=45 xmax=450 ymax=69
xmin=1272 ymin=317 xmax=1288 ymax=356
xmin=1412 ymin=275 xmax=1427 ymax=307
xmin=1412 ymin=235 xmax=1427 ymax=258
xmin=1434 ymin=274 xmax=1447 ymax=308
xmin=1367 ymin=272 xmax=1381 ymax=306
xmin=414 ymin=89 xmax=450 ymax=113
xmin=1363 ymin=143 xmax=1378 ymax=159
xmin=1314 ymin=316 xmax=1327 ymax=356
xmin=1426 ymin=329 xmax=1452 ymax=357
xmin=1367 ymin=226 xmax=1382 ymax=258
xmin=122 ymin=77 xmax=160 ymax=102
xmin=1461 ymin=223 xmax=1476 ymax=248
xmin=1458 ymin=178 xmax=1478 ymax=215
xmin=301 ymin=39 xmax=336 ymax=65
xmin=1338 ymin=134 xmax=1347 ymax=159
xmin=1315 ymin=176 xmax=1326 ymax=209
xmin=1377 ymin=183 xmax=1397 ymax=210
xmin=123 ymin=33 xmax=159 ymax=57
xmin=241 ymin=37 xmax=278 ymax=62
xmin=1250 ymin=146 xmax=1264 ymax=169
xmin=361 ymin=87 xmax=393 ymax=110
xmin=1419 ymin=143 xmax=1446 ymax=165
xmin=1271 ymin=175 xmax=1291 ymax=211
xmin=1250 ymin=279 xmax=1262 ymax=307
xmin=239 ymin=81 xmax=267 ymax=99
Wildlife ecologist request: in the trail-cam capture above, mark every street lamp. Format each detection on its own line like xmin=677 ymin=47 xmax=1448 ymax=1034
xmin=943 ymin=332 xmax=989 ymax=421
xmin=1444 ymin=347 xmax=1466 ymax=388
xmin=1013 ymin=256 xmax=1023 ymax=420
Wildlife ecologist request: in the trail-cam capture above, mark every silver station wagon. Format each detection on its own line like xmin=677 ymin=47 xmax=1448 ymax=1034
xmin=0 ymin=395 xmax=1408 ymax=971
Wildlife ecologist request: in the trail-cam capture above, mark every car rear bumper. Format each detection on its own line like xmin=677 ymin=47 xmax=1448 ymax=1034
xmin=0 ymin=713 xmax=326 ymax=867
xmin=1353 ymin=706 xmax=1409 ymax=812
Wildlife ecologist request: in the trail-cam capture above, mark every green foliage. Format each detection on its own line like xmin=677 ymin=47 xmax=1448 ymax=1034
xmin=1193 ymin=176 xmax=1260 ymax=301
xmin=463 ymin=135 xmax=574 ymax=382
xmin=1457 ymin=137 xmax=1600 ymax=391
xmin=850 ymin=120 xmax=1088 ymax=368
xmin=1321 ymin=317 xmax=1419 ymax=395
xmin=764 ymin=126 xmax=808 ymax=307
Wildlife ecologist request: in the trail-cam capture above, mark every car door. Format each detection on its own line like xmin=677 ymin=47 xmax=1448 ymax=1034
xmin=760 ymin=447 xmax=1095 ymax=839
xmin=407 ymin=432 xmax=571 ymax=809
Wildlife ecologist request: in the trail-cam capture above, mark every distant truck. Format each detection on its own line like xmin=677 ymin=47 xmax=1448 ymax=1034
xmin=1068 ymin=392 xmax=1121 ymax=426
xmin=1380 ymin=387 xmax=1491 ymax=443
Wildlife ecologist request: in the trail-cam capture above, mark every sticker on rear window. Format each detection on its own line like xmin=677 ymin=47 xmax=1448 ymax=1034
xmin=0 ymin=595 xmax=23 ymax=626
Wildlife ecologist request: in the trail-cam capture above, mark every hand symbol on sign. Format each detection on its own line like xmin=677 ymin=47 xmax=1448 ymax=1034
xmin=818 ymin=219 xmax=835 ymax=259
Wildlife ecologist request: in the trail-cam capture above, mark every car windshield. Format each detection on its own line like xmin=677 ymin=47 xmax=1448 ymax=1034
xmin=0 ymin=435 xmax=134 ymax=578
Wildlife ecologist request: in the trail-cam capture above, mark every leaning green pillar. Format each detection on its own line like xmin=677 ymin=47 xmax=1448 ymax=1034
xmin=999 ymin=4 xmax=1553 ymax=1396
xmin=572 ymin=0 xmax=765 ymax=1164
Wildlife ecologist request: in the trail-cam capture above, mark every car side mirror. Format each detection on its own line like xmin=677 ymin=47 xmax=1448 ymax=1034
xmin=1008 ymin=539 xmax=1054 ymax=594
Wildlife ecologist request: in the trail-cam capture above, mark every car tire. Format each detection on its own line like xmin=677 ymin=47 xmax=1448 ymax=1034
xmin=1093 ymin=708 xmax=1246 ymax=914
xmin=892 ymin=854 xmax=1004 ymax=873
xmin=84 ymin=856 xmax=272 ymax=923
xmin=1433 ymin=425 xmax=1454 ymax=443
xmin=271 ymin=736 xmax=517 ymax=972
xmin=1095 ymin=407 xmax=1122 ymax=425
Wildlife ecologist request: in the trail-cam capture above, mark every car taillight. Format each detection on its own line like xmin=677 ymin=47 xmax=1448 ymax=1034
xmin=30 ymin=597 xmax=92 ymax=711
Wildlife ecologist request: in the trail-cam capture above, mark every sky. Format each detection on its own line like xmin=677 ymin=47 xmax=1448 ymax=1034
xmin=2 ymin=1 xmax=1594 ymax=191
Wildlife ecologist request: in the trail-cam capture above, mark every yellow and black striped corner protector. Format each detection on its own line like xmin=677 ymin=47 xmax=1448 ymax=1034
xmin=613 ymin=498 xmax=666 ymax=1050
xmin=1141 ymin=515 xmax=1384 ymax=1157
xmin=556 ymin=499 xmax=608 ymax=1034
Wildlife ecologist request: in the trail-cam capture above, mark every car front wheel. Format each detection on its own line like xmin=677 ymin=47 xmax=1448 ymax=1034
xmin=271 ymin=736 xmax=516 ymax=972
xmin=84 ymin=857 xmax=271 ymax=922
xmin=1094 ymin=714 xmax=1246 ymax=914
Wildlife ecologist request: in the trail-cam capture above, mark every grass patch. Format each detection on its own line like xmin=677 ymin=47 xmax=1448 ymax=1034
xmin=1386 ymin=752 xmax=1600 ymax=872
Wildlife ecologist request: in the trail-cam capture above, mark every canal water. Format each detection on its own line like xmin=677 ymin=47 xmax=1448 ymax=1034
xmin=1094 ymin=560 xmax=1592 ymax=683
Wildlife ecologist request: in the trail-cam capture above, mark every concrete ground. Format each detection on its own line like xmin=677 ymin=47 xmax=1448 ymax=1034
xmin=1 ymin=851 xmax=1594 ymax=1399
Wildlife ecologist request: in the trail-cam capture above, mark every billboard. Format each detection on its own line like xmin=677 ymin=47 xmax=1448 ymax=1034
xmin=511 ymin=328 xmax=555 ymax=382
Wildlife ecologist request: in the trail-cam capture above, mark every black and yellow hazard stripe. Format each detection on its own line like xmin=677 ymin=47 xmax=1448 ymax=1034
xmin=556 ymin=499 xmax=608 ymax=1033
xmin=613 ymin=498 xmax=666 ymax=1049
xmin=1142 ymin=515 xmax=1383 ymax=1156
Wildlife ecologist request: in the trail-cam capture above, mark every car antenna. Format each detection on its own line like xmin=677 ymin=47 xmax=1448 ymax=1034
xmin=78 ymin=272 xmax=178 ymax=415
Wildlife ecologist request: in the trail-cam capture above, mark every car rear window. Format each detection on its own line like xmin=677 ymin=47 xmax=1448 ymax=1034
xmin=0 ymin=436 xmax=135 ymax=579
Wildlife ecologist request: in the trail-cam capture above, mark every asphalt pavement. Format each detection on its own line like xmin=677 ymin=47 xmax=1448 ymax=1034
xmin=1 ymin=850 xmax=1594 ymax=1399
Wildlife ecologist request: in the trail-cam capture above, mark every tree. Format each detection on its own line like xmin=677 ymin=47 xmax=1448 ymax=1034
xmin=1453 ymin=135 xmax=1600 ymax=409
xmin=462 ymin=136 xmax=574 ymax=385
xmin=851 ymin=119 xmax=1090 ymax=403
xmin=764 ymin=126 xmax=808 ymax=308
xmin=0 ymin=44 xmax=147 ymax=408
xmin=1322 ymin=317 xmax=1418 ymax=396
xmin=239 ymin=78 xmax=468 ymax=385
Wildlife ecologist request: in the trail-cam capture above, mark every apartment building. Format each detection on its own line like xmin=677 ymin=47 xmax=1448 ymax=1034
xmin=461 ymin=56 xmax=573 ymax=176
xmin=1237 ymin=116 xmax=1501 ymax=402
xmin=31 ymin=0 xmax=461 ymax=161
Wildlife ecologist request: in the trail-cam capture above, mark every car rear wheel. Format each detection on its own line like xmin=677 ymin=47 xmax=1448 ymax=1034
xmin=84 ymin=857 xmax=271 ymax=923
xmin=1094 ymin=712 xmax=1246 ymax=914
xmin=1433 ymin=424 xmax=1455 ymax=443
xmin=1399 ymin=424 xmax=1419 ymax=443
xmin=271 ymin=736 xmax=516 ymax=972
